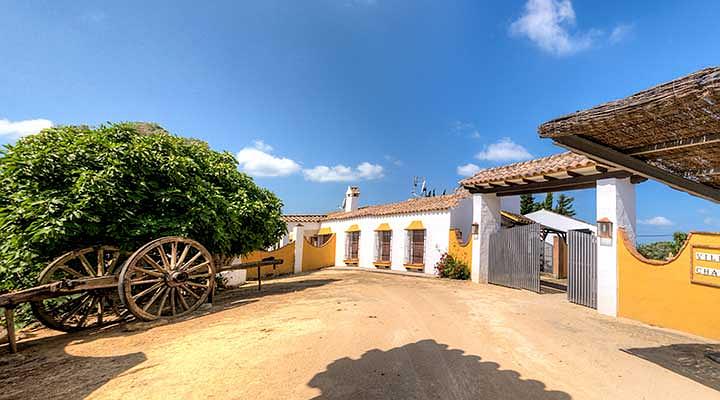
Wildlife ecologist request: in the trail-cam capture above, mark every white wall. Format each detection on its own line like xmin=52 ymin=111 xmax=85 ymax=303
xmin=450 ymin=197 xmax=473 ymax=242
xmin=277 ymin=221 xmax=321 ymax=248
xmin=471 ymin=193 xmax=501 ymax=283
xmin=320 ymin=211 xmax=452 ymax=275
xmin=595 ymin=178 xmax=636 ymax=317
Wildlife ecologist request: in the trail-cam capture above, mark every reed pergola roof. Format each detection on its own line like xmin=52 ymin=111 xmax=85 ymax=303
xmin=539 ymin=66 xmax=720 ymax=203
xmin=459 ymin=152 xmax=641 ymax=196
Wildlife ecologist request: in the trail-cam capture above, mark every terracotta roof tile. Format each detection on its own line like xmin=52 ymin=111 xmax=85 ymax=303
xmin=459 ymin=152 xmax=598 ymax=187
xmin=323 ymin=190 xmax=471 ymax=221
xmin=282 ymin=214 xmax=326 ymax=223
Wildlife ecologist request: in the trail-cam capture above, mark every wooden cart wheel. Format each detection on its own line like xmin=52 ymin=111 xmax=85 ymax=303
xmin=30 ymin=246 xmax=127 ymax=332
xmin=118 ymin=237 xmax=215 ymax=321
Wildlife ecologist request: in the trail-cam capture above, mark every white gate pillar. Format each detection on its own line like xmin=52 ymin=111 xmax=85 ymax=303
xmin=472 ymin=193 xmax=501 ymax=283
xmin=595 ymin=178 xmax=636 ymax=316
xmin=293 ymin=225 xmax=304 ymax=274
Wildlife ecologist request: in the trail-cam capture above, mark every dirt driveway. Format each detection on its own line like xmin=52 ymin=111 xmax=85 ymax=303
xmin=2 ymin=268 xmax=719 ymax=399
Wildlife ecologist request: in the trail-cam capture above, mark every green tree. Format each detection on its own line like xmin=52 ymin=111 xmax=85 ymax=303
xmin=637 ymin=231 xmax=688 ymax=260
xmin=520 ymin=194 xmax=536 ymax=214
xmin=542 ymin=192 xmax=554 ymax=211
xmin=553 ymin=194 xmax=576 ymax=217
xmin=0 ymin=122 xmax=286 ymax=293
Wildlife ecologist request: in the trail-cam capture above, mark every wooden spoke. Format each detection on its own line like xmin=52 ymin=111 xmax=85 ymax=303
xmin=170 ymin=288 xmax=177 ymax=316
xmin=142 ymin=254 xmax=166 ymax=274
xmin=180 ymin=284 xmax=201 ymax=300
xmin=178 ymin=251 xmax=202 ymax=272
xmin=97 ymin=248 xmax=105 ymax=276
xmin=31 ymin=245 xmax=126 ymax=332
xmin=77 ymin=297 xmax=97 ymax=328
xmin=177 ymin=243 xmax=191 ymax=268
xmin=186 ymin=281 xmax=208 ymax=289
xmin=171 ymin=241 xmax=178 ymax=270
xmin=156 ymin=289 xmax=171 ymax=317
xmin=184 ymin=261 xmax=210 ymax=274
xmin=129 ymin=278 xmax=162 ymax=286
xmin=57 ymin=265 xmax=84 ymax=279
xmin=78 ymin=254 xmax=96 ymax=277
xmin=143 ymin=287 xmax=167 ymax=312
xmin=158 ymin=245 xmax=171 ymax=271
xmin=118 ymin=237 xmax=215 ymax=321
xmin=132 ymin=281 xmax=164 ymax=300
xmin=176 ymin=289 xmax=190 ymax=311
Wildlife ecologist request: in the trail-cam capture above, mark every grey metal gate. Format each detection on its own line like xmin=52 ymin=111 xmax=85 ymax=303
xmin=488 ymin=224 xmax=543 ymax=293
xmin=567 ymin=230 xmax=597 ymax=309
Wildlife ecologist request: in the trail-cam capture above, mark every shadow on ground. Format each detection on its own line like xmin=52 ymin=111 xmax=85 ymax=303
xmin=623 ymin=343 xmax=720 ymax=391
xmin=0 ymin=329 xmax=146 ymax=400
xmin=308 ymin=339 xmax=571 ymax=400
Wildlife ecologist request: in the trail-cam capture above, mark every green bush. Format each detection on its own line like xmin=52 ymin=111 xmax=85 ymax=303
xmin=435 ymin=253 xmax=470 ymax=280
xmin=0 ymin=122 xmax=285 ymax=293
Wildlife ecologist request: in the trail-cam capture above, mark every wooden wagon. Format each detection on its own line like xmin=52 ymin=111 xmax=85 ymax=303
xmin=0 ymin=236 xmax=282 ymax=353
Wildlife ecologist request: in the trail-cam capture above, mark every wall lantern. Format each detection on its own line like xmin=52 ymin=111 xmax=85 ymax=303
xmin=471 ymin=223 xmax=479 ymax=236
xmin=597 ymin=218 xmax=613 ymax=246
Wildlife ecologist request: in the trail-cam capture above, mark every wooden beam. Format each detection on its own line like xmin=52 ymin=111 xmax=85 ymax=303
xmin=467 ymin=170 xmax=631 ymax=196
xmin=595 ymin=166 xmax=608 ymax=173
xmin=566 ymin=170 xmax=583 ymax=178
xmin=554 ymin=135 xmax=720 ymax=203
xmin=628 ymin=133 xmax=720 ymax=156
xmin=542 ymin=175 xmax=559 ymax=181
xmin=4 ymin=307 xmax=16 ymax=354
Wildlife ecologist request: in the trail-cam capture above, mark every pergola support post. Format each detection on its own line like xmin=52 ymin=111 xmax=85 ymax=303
xmin=472 ymin=193 xmax=501 ymax=283
xmin=293 ymin=225 xmax=304 ymax=274
xmin=596 ymin=178 xmax=636 ymax=317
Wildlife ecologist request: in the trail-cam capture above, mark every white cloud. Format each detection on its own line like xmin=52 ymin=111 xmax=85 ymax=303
xmin=236 ymin=141 xmax=301 ymax=177
xmin=303 ymin=162 xmax=384 ymax=183
xmin=457 ymin=163 xmax=481 ymax=177
xmin=639 ymin=216 xmax=673 ymax=226
xmin=510 ymin=0 xmax=596 ymax=55
xmin=0 ymin=118 xmax=53 ymax=140
xmin=475 ymin=138 xmax=533 ymax=162
xmin=384 ymin=155 xmax=403 ymax=167
xmin=452 ymin=120 xmax=481 ymax=139
xmin=609 ymin=23 xmax=633 ymax=44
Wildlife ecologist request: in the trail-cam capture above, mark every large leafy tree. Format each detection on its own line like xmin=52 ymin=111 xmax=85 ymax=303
xmin=0 ymin=122 xmax=285 ymax=292
xmin=520 ymin=194 xmax=535 ymax=214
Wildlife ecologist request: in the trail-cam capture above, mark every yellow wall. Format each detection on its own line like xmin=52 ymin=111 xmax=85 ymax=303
xmin=618 ymin=229 xmax=720 ymax=340
xmin=243 ymin=242 xmax=295 ymax=279
xmin=302 ymin=234 xmax=336 ymax=272
xmin=448 ymin=229 xmax=473 ymax=271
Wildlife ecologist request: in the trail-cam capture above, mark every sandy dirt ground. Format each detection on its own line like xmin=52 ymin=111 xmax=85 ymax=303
xmin=1 ymin=268 xmax=719 ymax=399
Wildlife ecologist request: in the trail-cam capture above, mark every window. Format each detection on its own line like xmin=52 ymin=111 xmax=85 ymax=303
xmin=317 ymin=234 xmax=332 ymax=246
xmin=345 ymin=231 xmax=360 ymax=261
xmin=405 ymin=229 xmax=426 ymax=266
xmin=375 ymin=231 xmax=392 ymax=263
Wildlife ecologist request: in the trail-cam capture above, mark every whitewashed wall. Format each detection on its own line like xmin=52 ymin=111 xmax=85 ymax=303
xmin=449 ymin=197 xmax=473 ymax=242
xmin=320 ymin=211 xmax=452 ymax=275
xmin=277 ymin=221 xmax=321 ymax=248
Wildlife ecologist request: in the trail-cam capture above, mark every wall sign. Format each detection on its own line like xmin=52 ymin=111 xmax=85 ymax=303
xmin=691 ymin=245 xmax=720 ymax=288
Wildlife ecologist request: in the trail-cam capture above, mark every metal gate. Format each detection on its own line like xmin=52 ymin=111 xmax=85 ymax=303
xmin=567 ymin=230 xmax=597 ymax=309
xmin=488 ymin=224 xmax=543 ymax=293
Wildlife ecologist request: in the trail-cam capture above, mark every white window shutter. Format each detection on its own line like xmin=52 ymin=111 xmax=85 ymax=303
xmin=405 ymin=231 xmax=411 ymax=264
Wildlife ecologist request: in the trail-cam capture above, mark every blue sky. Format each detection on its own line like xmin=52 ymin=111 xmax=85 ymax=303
xmin=2 ymin=0 xmax=720 ymax=241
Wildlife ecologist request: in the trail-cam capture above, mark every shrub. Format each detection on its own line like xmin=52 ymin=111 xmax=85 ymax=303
xmin=0 ymin=122 xmax=285 ymax=293
xmin=435 ymin=253 xmax=470 ymax=280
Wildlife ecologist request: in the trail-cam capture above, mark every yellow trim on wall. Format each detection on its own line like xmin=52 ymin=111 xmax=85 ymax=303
xmin=375 ymin=223 xmax=391 ymax=231
xmin=317 ymin=227 xmax=333 ymax=235
xmin=405 ymin=220 xmax=424 ymax=230
xmin=448 ymin=229 xmax=472 ymax=272
xmin=345 ymin=224 xmax=360 ymax=232
xmin=618 ymin=228 xmax=720 ymax=340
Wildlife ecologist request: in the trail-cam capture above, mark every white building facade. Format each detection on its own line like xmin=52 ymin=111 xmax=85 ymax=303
xmin=317 ymin=187 xmax=474 ymax=275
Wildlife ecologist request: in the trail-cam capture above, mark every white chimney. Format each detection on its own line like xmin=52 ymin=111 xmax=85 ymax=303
xmin=344 ymin=186 xmax=360 ymax=212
